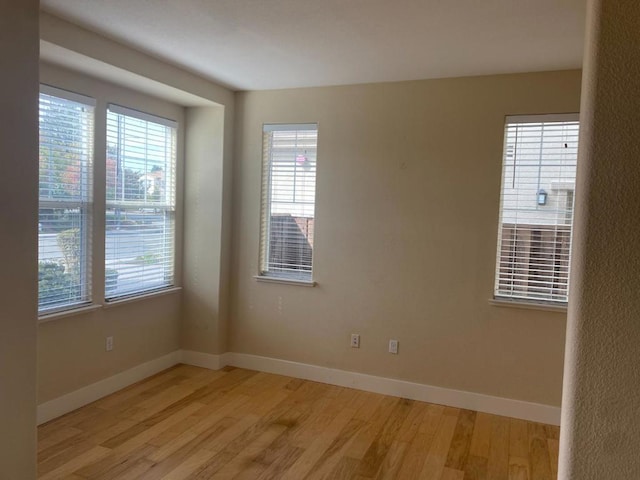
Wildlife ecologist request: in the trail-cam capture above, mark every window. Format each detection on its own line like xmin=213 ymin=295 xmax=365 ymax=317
xmin=38 ymin=86 xmax=95 ymax=313
xmin=259 ymin=124 xmax=318 ymax=282
xmin=106 ymin=105 xmax=177 ymax=299
xmin=495 ymin=114 xmax=579 ymax=304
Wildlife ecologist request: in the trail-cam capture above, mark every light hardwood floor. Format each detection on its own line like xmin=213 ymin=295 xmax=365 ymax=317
xmin=37 ymin=364 xmax=560 ymax=479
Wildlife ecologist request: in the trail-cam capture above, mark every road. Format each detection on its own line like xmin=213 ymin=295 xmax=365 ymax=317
xmin=39 ymin=227 xmax=169 ymax=296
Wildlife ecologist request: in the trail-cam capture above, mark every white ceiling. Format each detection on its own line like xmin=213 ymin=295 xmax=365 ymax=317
xmin=40 ymin=0 xmax=586 ymax=92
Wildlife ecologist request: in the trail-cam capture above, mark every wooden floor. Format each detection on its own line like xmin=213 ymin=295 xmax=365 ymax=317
xmin=38 ymin=365 xmax=560 ymax=479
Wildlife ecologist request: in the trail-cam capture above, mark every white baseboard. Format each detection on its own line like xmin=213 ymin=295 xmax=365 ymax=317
xmin=180 ymin=350 xmax=229 ymax=370
xmin=222 ymin=352 xmax=561 ymax=426
xmin=37 ymin=350 xmax=182 ymax=425
xmin=38 ymin=349 xmax=561 ymax=426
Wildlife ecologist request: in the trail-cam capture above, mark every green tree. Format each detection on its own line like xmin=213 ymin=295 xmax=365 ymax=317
xmin=106 ymin=145 xmax=144 ymax=201
xmin=39 ymin=96 xmax=84 ymax=200
xmin=38 ymin=262 xmax=76 ymax=307
xmin=57 ymin=228 xmax=81 ymax=276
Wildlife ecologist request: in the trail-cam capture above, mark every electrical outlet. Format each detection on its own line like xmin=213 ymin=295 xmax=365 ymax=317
xmin=388 ymin=339 xmax=399 ymax=354
xmin=350 ymin=333 xmax=360 ymax=348
xmin=106 ymin=336 xmax=114 ymax=352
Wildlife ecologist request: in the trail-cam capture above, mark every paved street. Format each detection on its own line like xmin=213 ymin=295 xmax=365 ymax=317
xmin=39 ymin=227 xmax=169 ymax=296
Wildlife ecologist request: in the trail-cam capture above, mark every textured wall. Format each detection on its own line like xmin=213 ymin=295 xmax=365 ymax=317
xmin=559 ymin=1 xmax=640 ymax=478
xmin=0 ymin=0 xmax=38 ymax=476
xmin=231 ymin=70 xmax=581 ymax=407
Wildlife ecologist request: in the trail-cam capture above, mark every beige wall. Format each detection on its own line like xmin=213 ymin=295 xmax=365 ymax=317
xmin=182 ymin=106 xmax=231 ymax=354
xmin=37 ymin=63 xmax=185 ymax=403
xmin=0 ymin=1 xmax=38 ymax=476
xmin=559 ymin=0 xmax=640 ymax=477
xmin=231 ymin=70 xmax=581 ymax=407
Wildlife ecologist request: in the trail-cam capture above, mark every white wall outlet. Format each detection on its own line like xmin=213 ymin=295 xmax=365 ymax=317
xmin=106 ymin=336 xmax=114 ymax=352
xmin=388 ymin=339 xmax=399 ymax=354
xmin=350 ymin=333 xmax=360 ymax=348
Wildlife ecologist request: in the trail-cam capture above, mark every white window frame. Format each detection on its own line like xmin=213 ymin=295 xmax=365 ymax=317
xmin=38 ymin=85 xmax=95 ymax=315
xmin=258 ymin=123 xmax=318 ymax=285
xmin=105 ymin=104 xmax=178 ymax=301
xmin=493 ymin=113 xmax=580 ymax=306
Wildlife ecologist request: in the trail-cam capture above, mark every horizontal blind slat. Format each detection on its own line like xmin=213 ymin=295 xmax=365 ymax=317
xmin=260 ymin=125 xmax=318 ymax=281
xmin=494 ymin=117 xmax=579 ymax=303
xmin=38 ymin=91 xmax=94 ymax=312
xmin=105 ymin=107 xmax=177 ymax=299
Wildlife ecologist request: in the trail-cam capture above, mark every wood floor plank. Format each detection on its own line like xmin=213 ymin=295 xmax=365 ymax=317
xmin=304 ymin=418 xmax=367 ymax=480
xmin=38 ymin=419 xmax=137 ymax=475
xmin=137 ymin=417 xmax=239 ymax=480
xmin=38 ymin=405 xmax=105 ymax=438
xmin=198 ymin=385 xmax=300 ymax=457
xmin=487 ymin=415 xmax=510 ymax=480
xmin=121 ymin=384 xmax=196 ymax=423
xmin=343 ymin=396 xmax=401 ymax=460
xmin=77 ymin=444 xmax=156 ymax=480
xmin=417 ymin=411 xmax=459 ymax=479
xmin=353 ymin=391 xmax=385 ymax=422
xmin=92 ymin=367 xmax=186 ymax=411
xmin=208 ymin=424 xmax=287 ymax=480
xmin=548 ymin=438 xmax=560 ymax=479
xmin=329 ymin=456 xmax=362 ymax=479
xmin=529 ymin=423 xmax=553 ymax=480
xmin=146 ymin=395 xmax=251 ymax=462
xmin=396 ymin=401 xmax=428 ymax=443
xmin=544 ymin=425 xmax=560 ymax=441
xmin=510 ymin=418 xmax=530 ymax=459
xmin=268 ymin=390 xmax=372 ymax=479
xmin=37 ymin=426 xmax=82 ymax=453
xmin=36 ymin=365 xmax=562 ymax=480
xmin=373 ymin=439 xmax=409 ymax=479
xmin=508 ymin=456 xmax=530 ymax=480
xmin=356 ymin=398 xmax=414 ymax=478
xmin=39 ymin=445 xmax=111 ymax=480
xmin=160 ymin=448 xmax=218 ymax=480
xmin=288 ymin=384 xmax=355 ymax=449
xmin=445 ymin=408 xmax=476 ymax=470
xmin=38 ymin=441 xmax=92 ymax=472
xmin=279 ymin=405 xmax=358 ymax=480
xmin=77 ymin=403 xmax=204 ymax=480
xmin=124 ymin=401 xmax=205 ymax=449
xmin=254 ymin=444 xmax=305 ymax=480
xmin=186 ymin=387 xmax=321 ymax=479
xmin=464 ymin=454 xmax=488 ymax=480
xmin=469 ymin=412 xmax=492 ymax=459
xmin=441 ymin=467 xmax=465 ymax=480
xmin=395 ymin=404 xmax=444 ymax=479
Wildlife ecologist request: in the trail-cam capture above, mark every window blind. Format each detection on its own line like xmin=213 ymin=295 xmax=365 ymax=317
xmin=38 ymin=87 xmax=95 ymax=312
xmin=260 ymin=124 xmax=318 ymax=281
xmin=495 ymin=114 xmax=580 ymax=303
xmin=105 ymin=105 xmax=177 ymax=299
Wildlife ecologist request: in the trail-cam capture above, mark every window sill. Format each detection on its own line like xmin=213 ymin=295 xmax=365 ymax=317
xmin=104 ymin=286 xmax=183 ymax=308
xmin=254 ymin=276 xmax=316 ymax=287
xmin=489 ymin=298 xmax=567 ymax=313
xmin=38 ymin=303 xmax=102 ymax=324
